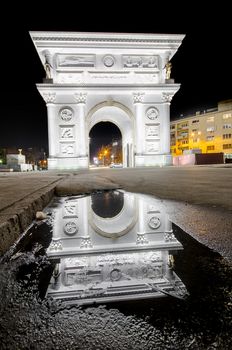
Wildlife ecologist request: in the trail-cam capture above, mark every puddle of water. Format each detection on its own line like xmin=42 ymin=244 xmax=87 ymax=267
xmin=0 ymin=190 xmax=231 ymax=349
xmin=42 ymin=190 xmax=188 ymax=305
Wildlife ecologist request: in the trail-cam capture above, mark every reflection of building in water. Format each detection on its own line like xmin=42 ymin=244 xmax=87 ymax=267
xmin=46 ymin=190 xmax=187 ymax=304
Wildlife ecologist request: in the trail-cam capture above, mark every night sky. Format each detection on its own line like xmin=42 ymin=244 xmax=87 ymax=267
xmin=0 ymin=3 xmax=231 ymax=151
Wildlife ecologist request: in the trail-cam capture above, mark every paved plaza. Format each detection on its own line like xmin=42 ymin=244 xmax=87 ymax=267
xmin=0 ymin=165 xmax=232 ymax=262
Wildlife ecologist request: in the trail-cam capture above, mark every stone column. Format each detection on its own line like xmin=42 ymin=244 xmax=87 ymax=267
xmin=43 ymin=93 xmax=56 ymax=157
xmin=161 ymin=92 xmax=174 ymax=154
xmin=133 ymin=93 xmax=145 ymax=155
xmin=74 ymin=93 xmax=87 ymax=157
xmin=136 ymin=197 xmax=148 ymax=245
xmin=80 ymin=197 xmax=92 ymax=248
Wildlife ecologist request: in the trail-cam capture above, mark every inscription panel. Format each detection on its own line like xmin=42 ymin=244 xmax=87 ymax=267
xmin=146 ymin=141 xmax=160 ymax=153
xmin=146 ymin=125 xmax=160 ymax=139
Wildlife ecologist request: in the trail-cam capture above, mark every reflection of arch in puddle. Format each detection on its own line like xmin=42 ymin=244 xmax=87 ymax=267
xmin=89 ymin=190 xmax=137 ymax=238
xmin=91 ymin=191 xmax=124 ymax=218
xmin=47 ymin=190 xmax=182 ymax=255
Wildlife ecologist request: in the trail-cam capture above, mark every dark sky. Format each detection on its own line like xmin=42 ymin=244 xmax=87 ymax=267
xmin=0 ymin=3 xmax=231 ymax=150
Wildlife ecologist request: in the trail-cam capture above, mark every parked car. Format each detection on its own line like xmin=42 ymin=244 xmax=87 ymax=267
xmin=109 ymin=163 xmax=123 ymax=168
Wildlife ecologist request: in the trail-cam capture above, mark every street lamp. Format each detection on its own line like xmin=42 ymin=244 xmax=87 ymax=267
xmin=103 ymin=150 xmax=108 ymax=166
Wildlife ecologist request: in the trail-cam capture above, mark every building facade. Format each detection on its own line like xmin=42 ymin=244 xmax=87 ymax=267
xmin=30 ymin=32 xmax=184 ymax=170
xmin=170 ymin=100 xmax=232 ymax=159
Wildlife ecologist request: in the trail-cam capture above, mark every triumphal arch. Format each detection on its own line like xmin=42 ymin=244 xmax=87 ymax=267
xmin=30 ymin=32 xmax=184 ymax=169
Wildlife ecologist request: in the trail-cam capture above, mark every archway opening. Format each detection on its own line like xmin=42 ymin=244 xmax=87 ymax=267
xmin=89 ymin=122 xmax=122 ymax=167
xmin=91 ymin=191 xmax=124 ymax=218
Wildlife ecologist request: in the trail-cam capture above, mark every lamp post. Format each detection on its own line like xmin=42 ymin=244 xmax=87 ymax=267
xmin=103 ymin=150 xmax=108 ymax=166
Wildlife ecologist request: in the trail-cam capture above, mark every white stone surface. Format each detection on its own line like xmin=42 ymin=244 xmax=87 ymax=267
xmin=30 ymin=32 xmax=185 ymax=169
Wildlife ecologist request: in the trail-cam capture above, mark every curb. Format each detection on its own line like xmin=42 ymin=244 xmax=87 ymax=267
xmin=0 ymin=179 xmax=62 ymax=255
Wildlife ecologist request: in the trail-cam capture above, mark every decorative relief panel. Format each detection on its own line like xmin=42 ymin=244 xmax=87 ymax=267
xmin=63 ymin=221 xmax=78 ymax=235
xmin=146 ymin=107 xmax=159 ymax=121
xmin=74 ymin=92 xmax=87 ymax=104
xmin=63 ymin=202 xmax=78 ymax=218
xmin=146 ymin=141 xmax=160 ymax=153
xmin=162 ymin=92 xmax=175 ymax=103
xmin=57 ymin=54 xmax=95 ymax=68
xmin=148 ymin=216 xmax=161 ymax=229
xmin=42 ymin=93 xmax=56 ymax=103
xmin=80 ymin=236 xmax=93 ymax=249
xmin=103 ymin=55 xmax=115 ymax=67
xmin=133 ymin=92 xmax=145 ymax=103
xmin=146 ymin=125 xmax=160 ymax=139
xmin=60 ymin=143 xmax=75 ymax=155
xmin=123 ymin=55 xmax=159 ymax=69
xmin=60 ymin=127 xmax=74 ymax=140
xmin=59 ymin=108 xmax=73 ymax=122
xmin=49 ymin=239 xmax=63 ymax=251
xmin=136 ymin=232 xmax=149 ymax=245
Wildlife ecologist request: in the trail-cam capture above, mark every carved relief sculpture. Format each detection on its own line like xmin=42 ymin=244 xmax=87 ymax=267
xmin=64 ymin=221 xmax=78 ymax=235
xmin=123 ymin=55 xmax=158 ymax=68
xmin=146 ymin=107 xmax=159 ymax=120
xmin=63 ymin=203 xmax=78 ymax=217
xmin=103 ymin=55 xmax=115 ymax=67
xmin=42 ymin=93 xmax=56 ymax=103
xmin=74 ymin=92 xmax=87 ymax=104
xmin=59 ymin=108 xmax=73 ymax=121
xmin=148 ymin=216 xmax=161 ymax=229
xmin=132 ymin=92 xmax=145 ymax=103
xmin=60 ymin=144 xmax=74 ymax=155
xmin=60 ymin=127 xmax=74 ymax=139
xmin=58 ymin=54 xmax=95 ymax=67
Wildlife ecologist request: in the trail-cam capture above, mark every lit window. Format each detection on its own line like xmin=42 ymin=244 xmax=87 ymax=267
xmin=206 ymin=126 xmax=215 ymax=132
xmin=206 ymin=136 xmax=214 ymax=141
xmin=223 ymin=113 xmax=232 ymax=119
xmin=223 ymin=144 xmax=232 ymax=149
xmin=207 ymin=116 xmax=214 ymax=122
xmin=207 ymin=145 xmax=215 ymax=151
xmin=223 ymin=134 xmax=232 ymax=139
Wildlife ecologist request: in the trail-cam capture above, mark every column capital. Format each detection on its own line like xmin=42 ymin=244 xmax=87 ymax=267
xmin=133 ymin=92 xmax=145 ymax=104
xmin=162 ymin=92 xmax=174 ymax=103
xmin=42 ymin=92 xmax=56 ymax=104
xmin=74 ymin=92 xmax=87 ymax=104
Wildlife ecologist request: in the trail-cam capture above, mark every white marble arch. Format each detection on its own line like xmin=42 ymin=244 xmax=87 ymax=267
xmin=87 ymin=101 xmax=134 ymax=168
xmin=30 ymin=31 xmax=185 ymax=169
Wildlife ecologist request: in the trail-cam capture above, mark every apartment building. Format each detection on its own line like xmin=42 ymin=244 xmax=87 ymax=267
xmin=170 ymin=100 xmax=232 ymax=159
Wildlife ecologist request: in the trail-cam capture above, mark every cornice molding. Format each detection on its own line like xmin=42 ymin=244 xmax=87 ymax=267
xmin=30 ymin=32 xmax=185 ymax=45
